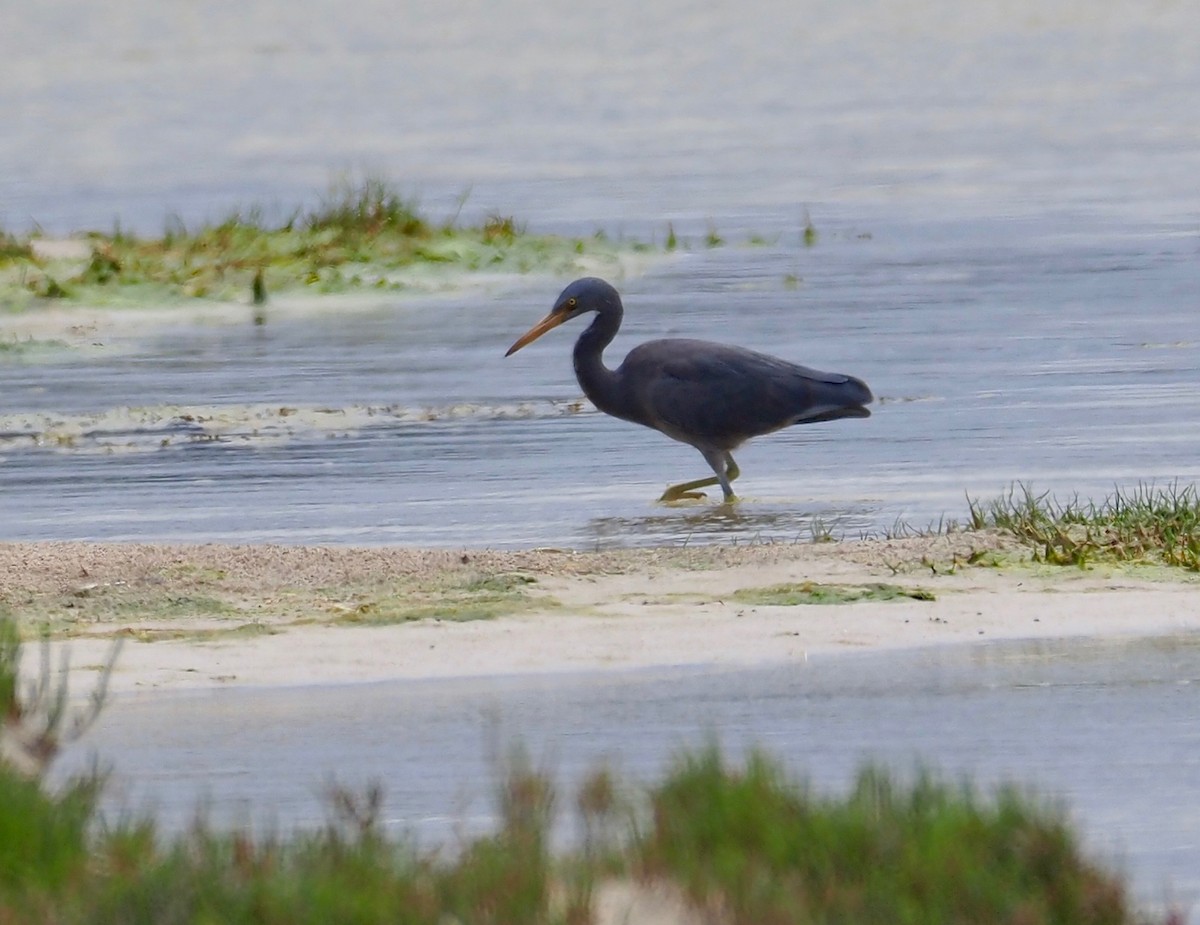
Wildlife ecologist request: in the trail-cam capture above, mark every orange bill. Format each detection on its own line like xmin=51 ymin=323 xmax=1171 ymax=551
xmin=505 ymin=308 xmax=570 ymax=356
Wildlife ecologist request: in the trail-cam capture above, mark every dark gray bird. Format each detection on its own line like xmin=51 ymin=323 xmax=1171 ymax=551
xmin=505 ymin=277 xmax=873 ymax=502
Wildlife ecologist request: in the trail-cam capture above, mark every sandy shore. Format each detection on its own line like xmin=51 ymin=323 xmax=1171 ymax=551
xmin=3 ymin=534 xmax=1198 ymax=698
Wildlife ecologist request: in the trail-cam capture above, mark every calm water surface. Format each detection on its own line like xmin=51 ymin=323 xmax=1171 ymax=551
xmin=2 ymin=220 xmax=1197 ymax=547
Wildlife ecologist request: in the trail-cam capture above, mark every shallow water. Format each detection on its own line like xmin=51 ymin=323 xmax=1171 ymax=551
xmin=4 ymin=0 xmax=1200 ymax=546
xmin=59 ymin=636 xmax=1200 ymax=916
xmin=3 ymin=219 xmax=1198 ymax=546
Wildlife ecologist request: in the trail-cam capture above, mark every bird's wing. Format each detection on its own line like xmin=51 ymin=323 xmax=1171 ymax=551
xmin=624 ymin=340 xmax=868 ymax=449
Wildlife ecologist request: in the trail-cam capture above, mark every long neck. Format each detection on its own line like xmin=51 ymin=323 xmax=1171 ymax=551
xmin=572 ymin=303 xmax=627 ymax=418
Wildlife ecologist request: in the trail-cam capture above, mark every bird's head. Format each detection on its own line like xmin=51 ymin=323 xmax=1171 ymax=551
xmin=505 ymin=277 xmax=620 ymax=356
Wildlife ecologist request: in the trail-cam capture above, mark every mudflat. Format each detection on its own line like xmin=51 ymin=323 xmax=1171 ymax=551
xmin=4 ymin=534 xmax=1197 ymax=695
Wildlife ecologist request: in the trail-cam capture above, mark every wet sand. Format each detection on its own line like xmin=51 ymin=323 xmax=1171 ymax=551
xmin=4 ymin=533 xmax=1197 ymax=696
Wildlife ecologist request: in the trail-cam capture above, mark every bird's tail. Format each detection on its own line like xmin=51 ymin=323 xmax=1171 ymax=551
xmin=797 ymin=373 xmax=873 ymax=423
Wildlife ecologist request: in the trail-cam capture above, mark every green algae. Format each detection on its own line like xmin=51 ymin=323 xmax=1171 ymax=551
xmin=0 ymin=178 xmax=649 ymax=309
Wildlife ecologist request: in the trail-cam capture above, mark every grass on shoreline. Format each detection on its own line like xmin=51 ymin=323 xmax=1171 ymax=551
xmin=969 ymin=483 xmax=1200 ymax=571
xmin=4 ymin=481 xmax=1200 ymax=644
xmin=0 ymin=177 xmax=653 ymax=308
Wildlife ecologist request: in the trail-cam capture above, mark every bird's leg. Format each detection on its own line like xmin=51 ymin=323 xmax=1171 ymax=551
xmin=659 ymin=451 xmax=741 ymax=503
xmin=724 ymin=453 xmax=741 ymax=489
xmin=713 ymin=451 xmax=740 ymax=502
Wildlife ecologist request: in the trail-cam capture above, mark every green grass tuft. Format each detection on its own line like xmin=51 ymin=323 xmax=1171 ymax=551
xmin=664 ymin=222 xmax=678 ymax=251
xmin=0 ymin=767 xmax=100 ymax=896
xmin=303 ymin=175 xmax=429 ymax=239
xmin=0 ymin=230 xmax=33 ymax=264
xmin=969 ymin=482 xmax=1200 ymax=570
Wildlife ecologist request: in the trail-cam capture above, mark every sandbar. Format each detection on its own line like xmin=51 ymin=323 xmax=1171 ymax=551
xmin=3 ymin=534 xmax=1197 ymax=697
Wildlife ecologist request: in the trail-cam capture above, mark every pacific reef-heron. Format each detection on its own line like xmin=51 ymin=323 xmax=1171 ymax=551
xmin=505 ymin=277 xmax=873 ymax=502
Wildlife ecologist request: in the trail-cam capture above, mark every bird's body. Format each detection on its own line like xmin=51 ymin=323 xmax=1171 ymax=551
xmin=506 ymin=277 xmax=873 ymax=502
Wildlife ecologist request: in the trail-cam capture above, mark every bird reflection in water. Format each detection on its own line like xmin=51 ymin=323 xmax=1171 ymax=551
xmin=585 ymin=504 xmax=869 ymax=548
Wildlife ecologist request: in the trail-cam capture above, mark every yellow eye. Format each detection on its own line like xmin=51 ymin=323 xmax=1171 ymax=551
xmin=567 ymin=297 xmax=577 ymax=307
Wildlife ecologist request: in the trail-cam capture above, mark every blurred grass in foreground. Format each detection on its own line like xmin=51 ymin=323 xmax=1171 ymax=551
xmin=0 ymin=748 xmax=1160 ymax=924
xmin=0 ymin=615 xmax=1165 ymax=925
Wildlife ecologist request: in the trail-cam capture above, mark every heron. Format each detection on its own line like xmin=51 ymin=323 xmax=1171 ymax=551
xmin=505 ymin=277 xmax=873 ymax=502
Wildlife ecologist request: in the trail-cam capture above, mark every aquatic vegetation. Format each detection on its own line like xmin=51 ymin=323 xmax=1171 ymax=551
xmin=802 ymin=210 xmax=818 ymax=247
xmin=480 ymin=211 xmax=523 ymax=243
xmin=0 ymin=336 xmax=69 ymax=358
xmin=733 ymin=580 xmax=936 ymax=605
xmin=746 ymin=231 xmax=780 ymax=246
xmin=0 ymin=400 xmax=593 ymax=456
xmin=969 ymin=482 xmax=1200 ymax=570
xmin=0 ymin=178 xmax=649 ymax=308
xmin=0 ymin=230 xmax=32 ymax=265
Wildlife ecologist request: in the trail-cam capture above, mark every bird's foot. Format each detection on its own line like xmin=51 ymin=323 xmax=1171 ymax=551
xmin=659 ymin=474 xmax=729 ymax=503
xmin=658 ymin=488 xmax=708 ymax=503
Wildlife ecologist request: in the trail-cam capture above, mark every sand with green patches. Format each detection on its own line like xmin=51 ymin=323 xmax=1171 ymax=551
xmin=4 ymin=534 xmax=1199 ymax=696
